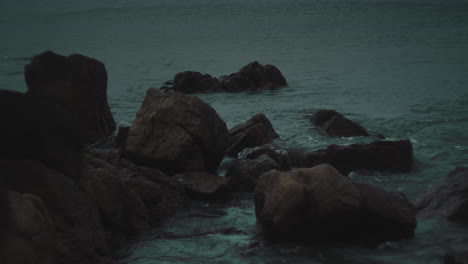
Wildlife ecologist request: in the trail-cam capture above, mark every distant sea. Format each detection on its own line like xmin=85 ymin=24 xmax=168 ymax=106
xmin=2 ymin=0 xmax=468 ymax=263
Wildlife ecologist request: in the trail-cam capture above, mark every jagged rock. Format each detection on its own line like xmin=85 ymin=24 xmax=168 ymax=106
xmin=124 ymin=88 xmax=228 ymax=175
xmin=168 ymin=71 xmax=221 ymax=93
xmin=225 ymin=156 xmax=280 ymax=192
xmin=0 ymin=192 xmax=55 ymax=264
xmin=416 ymin=167 xmax=468 ymax=222
xmin=310 ymin=109 xmax=369 ymax=137
xmin=25 ymin=51 xmax=116 ymax=143
xmin=227 ymin=114 xmax=279 ymax=157
xmin=174 ymin=172 xmax=228 ymax=200
xmin=0 ymin=90 xmax=84 ymax=179
xmin=254 ymin=164 xmax=416 ymax=244
xmin=303 ymin=140 xmax=413 ymax=175
xmin=221 ymin=61 xmax=287 ymax=92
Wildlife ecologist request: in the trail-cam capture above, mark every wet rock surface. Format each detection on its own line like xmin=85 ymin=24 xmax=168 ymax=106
xmin=310 ymin=109 xmax=370 ymax=137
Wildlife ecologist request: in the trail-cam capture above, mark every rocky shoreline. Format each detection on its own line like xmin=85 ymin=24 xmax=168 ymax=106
xmin=0 ymin=51 xmax=466 ymax=264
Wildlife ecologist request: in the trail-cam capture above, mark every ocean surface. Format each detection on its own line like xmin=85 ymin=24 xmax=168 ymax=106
xmin=1 ymin=0 xmax=468 ymax=263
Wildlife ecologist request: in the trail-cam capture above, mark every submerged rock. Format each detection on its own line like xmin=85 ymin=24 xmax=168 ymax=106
xmin=167 ymin=71 xmax=221 ymax=93
xmin=225 ymin=156 xmax=280 ymax=192
xmin=227 ymin=114 xmax=279 ymax=157
xmin=254 ymin=164 xmax=416 ymax=244
xmin=25 ymin=51 xmax=116 ymax=144
xmin=303 ymin=140 xmax=413 ymax=175
xmin=124 ymin=88 xmax=229 ymax=175
xmin=416 ymin=167 xmax=468 ymax=222
xmin=310 ymin=109 xmax=369 ymax=137
xmin=174 ymin=172 xmax=228 ymax=200
xmin=221 ymin=61 xmax=287 ymax=92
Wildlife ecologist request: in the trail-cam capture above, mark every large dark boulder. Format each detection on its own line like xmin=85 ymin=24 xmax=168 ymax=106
xmin=124 ymin=88 xmax=229 ymax=175
xmin=25 ymin=51 xmax=116 ymax=144
xmin=225 ymin=156 xmax=280 ymax=192
xmin=416 ymin=167 xmax=468 ymax=222
xmin=310 ymin=109 xmax=369 ymax=137
xmin=254 ymin=164 xmax=416 ymax=244
xmin=221 ymin=61 xmax=287 ymax=92
xmin=445 ymin=249 xmax=468 ymax=264
xmin=0 ymin=90 xmax=84 ymax=179
xmin=227 ymin=114 xmax=279 ymax=157
xmin=167 ymin=71 xmax=221 ymax=93
xmin=303 ymin=140 xmax=413 ymax=175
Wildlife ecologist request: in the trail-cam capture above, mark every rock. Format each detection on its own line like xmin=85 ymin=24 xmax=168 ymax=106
xmin=444 ymin=249 xmax=468 ymax=264
xmin=89 ymin=125 xmax=129 ymax=150
xmin=124 ymin=88 xmax=228 ymax=174
xmin=254 ymin=164 xmax=416 ymax=244
xmin=0 ymin=192 xmax=55 ymax=264
xmin=225 ymin=157 xmax=280 ymax=192
xmin=169 ymin=71 xmax=221 ymax=93
xmin=416 ymin=167 xmax=468 ymax=222
xmin=238 ymin=144 xmax=291 ymax=170
xmin=310 ymin=109 xmax=369 ymax=137
xmin=354 ymin=183 xmax=416 ymax=243
xmin=25 ymin=51 xmax=116 ymax=143
xmin=254 ymin=164 xmax=361 ymax=241
xmin=0 ymin=90 xmax=84 ymax=179
xmin=227 ymin=114 xmax=279 ymax=157
xmin=303 ymin=140 xmax=413 ymax=175
xmin=221 ymin=61 xmax=287 ymax=92
xmin=174 ymin=172 xmax=228 ymax=200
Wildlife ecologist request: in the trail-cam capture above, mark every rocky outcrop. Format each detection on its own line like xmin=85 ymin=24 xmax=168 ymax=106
xmin=227 ymin=114 xmax=279 ymax=157
xmin=163 ymin=71 xmax=221 ymax=93
xmin=0 ymin=191 xmax=55 ymax=264
xmin=25 ymin=51 xmax=116 ymax=143
xmin=416 ymin=167 xmax=468 ymax=222
xmin=238 ymin=144 xmax=291 ymax=170
xmin=444 ymin=249 xmax=468 ymax=264
xmin=0 ymin=90 xmax=84 ymax=179
xmin=254 ymin=164 xmax=416 ymax=244
xmin=303 ymin=140 xmax=413 ymax=175
xmin=310 ymin=109 xmax=369 ymax=137
xmin=225 ymin=156 xmax=280 ymax=192
xmin=174 ymin=172 xmax=228 ymax=200
xmin=124 ymin=88 xmax=229 ymax=174
xmin=221 ymin=61 xmax=287 ymax=92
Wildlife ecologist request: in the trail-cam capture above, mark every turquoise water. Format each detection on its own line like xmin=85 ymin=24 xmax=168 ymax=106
xmin=1 ymin=0 xmax=468 ymax=263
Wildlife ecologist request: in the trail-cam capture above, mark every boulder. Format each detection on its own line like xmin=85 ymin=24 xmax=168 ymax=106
xmin=238 ymin=144 xmax=291 ymax=170
xmin=227 ymin=114 xmax=279 ymax=157
xmin=444 ymin=249 xmax=468 ymax=264
xmin=254 ymin=164 xmax=416 ymax=244
xmin=416 ymin=167 xmax=468 ymax=222
xmin=168 ymin=71 xmax=221 ymax=93
xmin=124 ymin=88 xmax=229 ymax=174
xmin=25 ymin=51 xmax=116 ymax=143
xmin=225 ymin=156 xmax=280 ymax=192
xmin=310 ymin=109 xmax=369 ymax=137
xmin=221 ymin=61 xmax=287 ymax=92
xmin=174 ymin=172 xmax=228 ymax=200
xmin=0 ymin=192 xmax=55 ymax=264
xmin=0 ymin=90 xmax=84 ymax=179
xmin=303 ymin=140 xmax=413 ymax=175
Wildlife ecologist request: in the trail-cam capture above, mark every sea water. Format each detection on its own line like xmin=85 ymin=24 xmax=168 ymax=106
xmin=1 ymin=0 xmax=468 ymax=263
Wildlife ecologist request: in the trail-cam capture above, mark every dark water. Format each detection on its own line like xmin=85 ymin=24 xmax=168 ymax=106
xmin=1 ymin=0 xmax=468 ymax=263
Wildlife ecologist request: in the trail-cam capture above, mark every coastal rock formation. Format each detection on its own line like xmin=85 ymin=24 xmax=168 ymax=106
xmin=227 ymin=114 xmax=279 ymax=157
xmin=0 ymin=191 xmax=55 ymax=264
xmin=303 ymin=140 xmax=413 ymax=175
xmin=225 ymin=156 xmax=280 ymax=192
xmin=124 ymin=88 xmax=229 ymax=174
xmin=221 ymin=61 xmax=287 ymax=92
xmin=174 ymin=172 xmax=228 ymax=200
xmin=238 ymin=144 xmax=291 ymax=170
xmin=310 ymin=109 xmax=369 ymax=137
xmin=25 ymin=51 xmax=116 ymax=144
xmin=165 ymin=71 xmax=221 ymax=93
xmin=416 ymin=167 xmax=468 ymax=222
xmin=0 ymin=90 xmax=84 ymax=179
xmin=254 ymin=164 xmax=416 ymax=244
